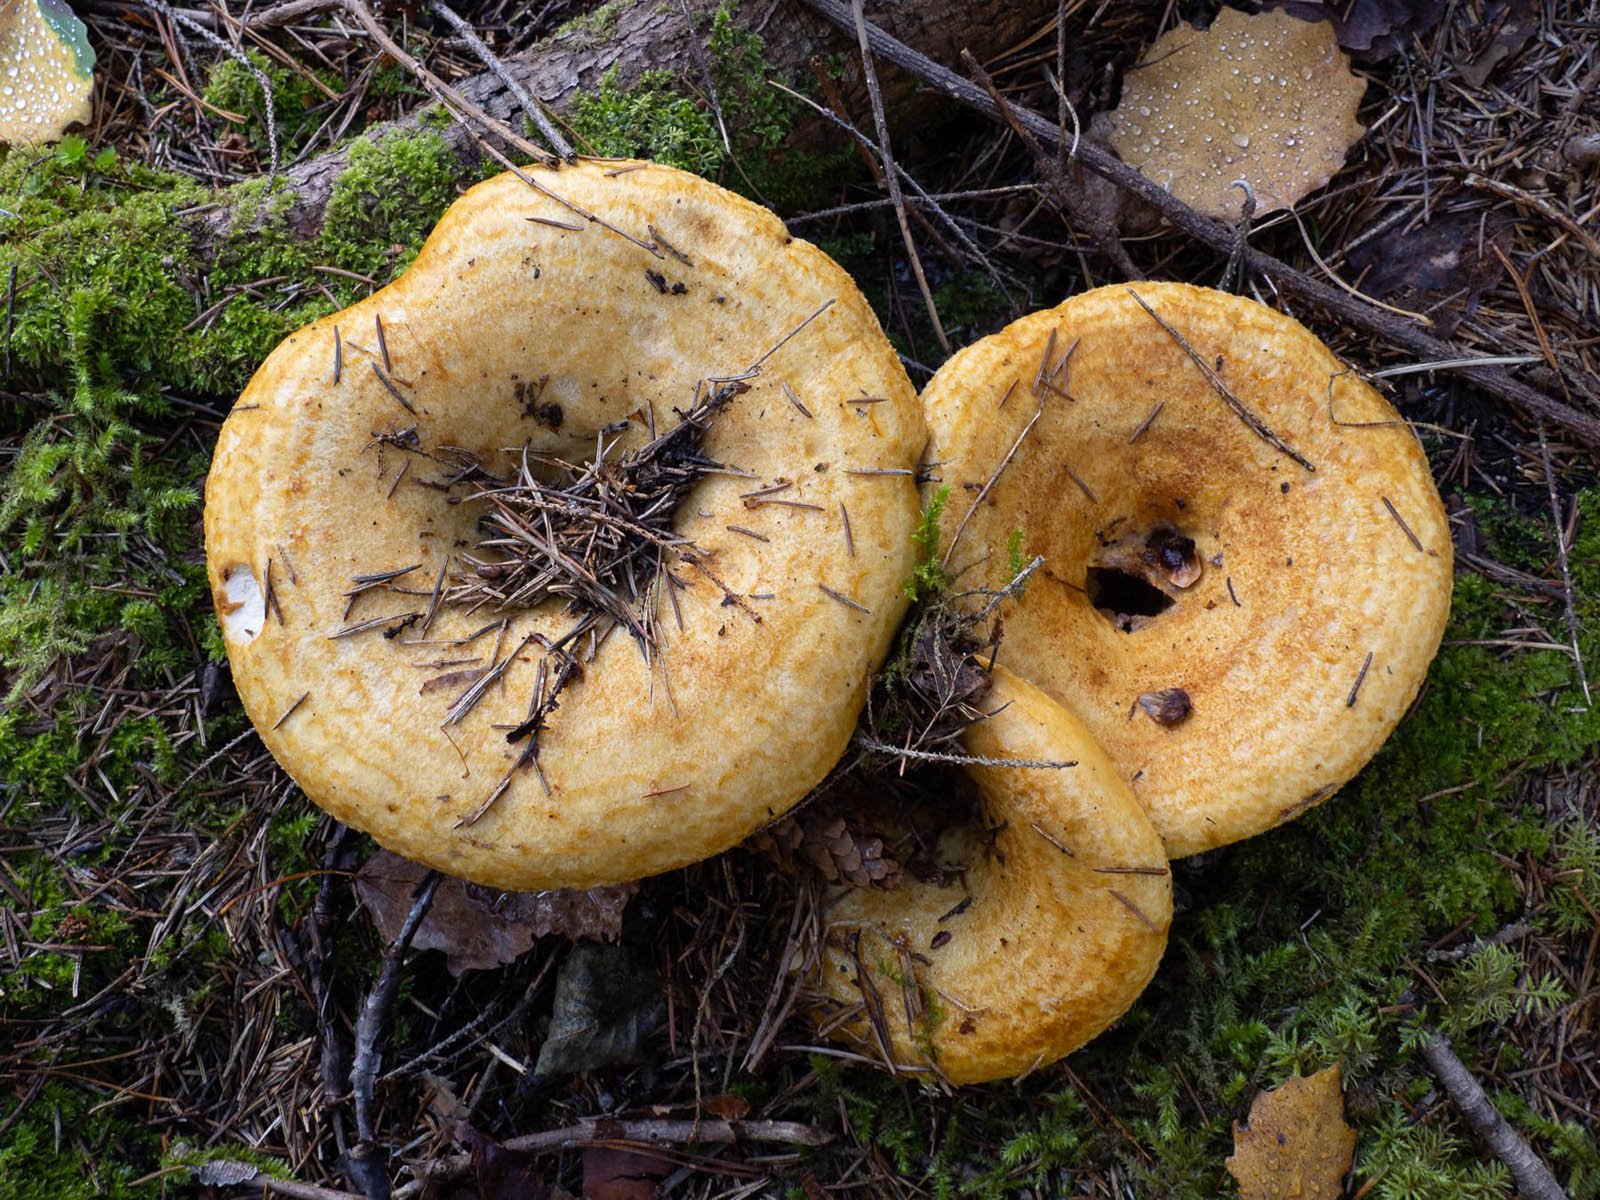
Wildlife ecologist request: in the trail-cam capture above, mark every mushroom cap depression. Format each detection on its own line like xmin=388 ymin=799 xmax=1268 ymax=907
xmin=920 ymin=283 xmax=1452 ymax=857
xmin=816 ymin=667 xmax=1172 ymax=1084
xmin=205 ymin=162 xmax=925 ymax=890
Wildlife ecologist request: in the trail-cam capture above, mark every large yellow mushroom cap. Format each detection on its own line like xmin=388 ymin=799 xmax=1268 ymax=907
xmin=205 ymin=162 xmax=925 ymax=891
xmin=1108 ymin=8 xmax=1366 ymax=219
xmin=919 ymin=282 xmax=1453 ymax=858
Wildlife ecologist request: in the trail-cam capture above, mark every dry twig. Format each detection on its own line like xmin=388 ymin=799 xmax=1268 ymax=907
xmin=795 ymin=0 xmax=1600 ymax=448
xmin=1418 ymin=1032 xmax=1569 ymax=1200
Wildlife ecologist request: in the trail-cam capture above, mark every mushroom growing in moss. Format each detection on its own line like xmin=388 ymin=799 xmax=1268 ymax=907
xmin=0 ymin=0 xmax=95 ymax=147
xmin=1108 ymin=8 xmax=1366 ymax=219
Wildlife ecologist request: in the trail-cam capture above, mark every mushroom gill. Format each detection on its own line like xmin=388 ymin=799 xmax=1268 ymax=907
xmin=1108 ymin=7 xmax=1366 ymax=219
xmin=0 ymin=0 xmax=95 ymax=147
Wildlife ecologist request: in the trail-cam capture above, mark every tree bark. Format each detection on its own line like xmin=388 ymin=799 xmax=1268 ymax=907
xmin=209 ymin=0 xmax=1054 ymax=243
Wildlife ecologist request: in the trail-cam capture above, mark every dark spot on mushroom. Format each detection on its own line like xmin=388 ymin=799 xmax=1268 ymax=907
xmin=1143 ymin=526 xmax=1200 ymax=586
xmin=1087 ymin=567 xmax=1175 ymax=630
xmin=1138 ymin=688 xmax=1192 ymax=726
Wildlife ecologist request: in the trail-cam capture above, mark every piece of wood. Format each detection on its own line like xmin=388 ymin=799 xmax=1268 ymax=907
xmin=1419 ymin=1032 xmax=1570 ymax=1200
xmin=189 ymin=0 xmax=1061 ymax=246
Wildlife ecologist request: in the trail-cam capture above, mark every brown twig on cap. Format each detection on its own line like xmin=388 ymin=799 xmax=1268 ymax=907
xmin=943 ymin=393 xmax=1048 ymax=569
xmin=819 ymin=584 xmax=871 ymax=614
xmin=271 ymin=691 xmax=310 ymax=731
xmin=1107 ymin=889 xmax=1160 ymax=932
xmin=781 ymin=380 xmax=813 ymax=418
xmin=1125 ymin=288 xmax=1315 ymax=472
xmin=1381 ymin=495 xmax=1427 ymax=553
xmin=1347 ymin=652 xmax=1374 ymax=708
xmin=369 ymin=363 xmax=415 ymax=415
xmin=1128 ymin=401 xmax=1165 ymax=444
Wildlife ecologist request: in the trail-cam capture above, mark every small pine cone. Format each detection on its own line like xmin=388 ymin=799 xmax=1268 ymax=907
xmin=799 ymin=815 xmax=902 ymax=889
xmin=746 ymin=815 xmax=804 ymax=864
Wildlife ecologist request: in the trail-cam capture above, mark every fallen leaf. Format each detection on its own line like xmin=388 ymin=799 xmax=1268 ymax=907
xmin=1348 ymin=212 xmax=1510 ymax=337
xmin=1109 ymin=8 xmax=1366 ymax=220
xmin=703 ymin=1093 xmax=751 ymax=1120
xmin=0 ymin=0 xmax=95 ymax=146
xmin=534 ymin=943 xmax=663 ymax=1077
xmin=582 ymin=1145 xmax=670 ymax=1200
xmin=472 ymin=1136 xmax=549 ymax=1200
xmin=1268 ymin=0 xmax=1446 ymax=59
xmin=1459 ymin=1 xmax=1539 ymax=88
xmin=356 ymin=850 xmax=637 ymax=975
xmin=443 ymin=1121 xmax=551 ymax=1200
xmin=1225 ymin=1065 xmax=1357 ymax=1200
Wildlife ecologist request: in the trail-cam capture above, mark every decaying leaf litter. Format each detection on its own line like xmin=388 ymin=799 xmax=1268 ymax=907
xmin=2 ymin=1 xmax=1598 ymax=1198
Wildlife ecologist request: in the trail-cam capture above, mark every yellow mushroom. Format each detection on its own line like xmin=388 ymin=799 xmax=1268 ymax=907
xmin=919 ymin=282 xmax=1452 ymax=858
xmin=814 ymin=667 xmax=1172 ymax=1085
xmin=205 ymin=162 xmax=925 ymax=891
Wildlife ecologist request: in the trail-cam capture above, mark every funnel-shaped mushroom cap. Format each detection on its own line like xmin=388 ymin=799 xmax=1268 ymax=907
xmin=205 ymin=162 xmax=925 ymax=891
xmin=0 ymin=1 xmax=95 ymax=147
xmin=815 ymin=667 xmax=1172 ymax=1085
xmin=1109 ymin=8 xmax=1365 ymax=219
xmin=919 ymin=282 xmax=1453 ymax=858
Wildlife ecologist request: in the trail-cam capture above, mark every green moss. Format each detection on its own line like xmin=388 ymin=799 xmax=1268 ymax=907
xmin=561 ymin=2 xmax=855 ymax=206
xmin=0 ymin=1083 xmax=161 ymax=1200
xmin=904 ymin=484 xmax=951 ymax=601
xmin=0 ymin=127 xmax=467 ymax=696
xmin=568 ymin=68 xmax=724 ymax=173
xmin=555 ymin=0 xmax=629 ymax=48
xmin=201 ymin=48 xmax=337 ymax=159
xmin=704 ymin=3 xmax=856 ymax=210
xmin=318 ymin=128 xmax=460 ymax=283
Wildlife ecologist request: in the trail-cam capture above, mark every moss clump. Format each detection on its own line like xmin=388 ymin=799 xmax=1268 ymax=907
xmin=318 ymin=128 xmax=461 ymax=282
xmin=563 ymin=2 xmax=856 ymax=208
xmin=704 ymin=3 xmax=856 ymax=210
xmin=0 ymin=127 xmax=463 ymax=696
xmin=903 ymin=484 xmax=950 ymax=601
xmin=555 ymin=0 xmax=629 ymax=49
xmin=0 ymin=1083 xmax=162 ymax=1200
xmin=568 ymin=68 xmax=724 ymax=174
xmin=201 ymin=48 xmax=337 ymax=159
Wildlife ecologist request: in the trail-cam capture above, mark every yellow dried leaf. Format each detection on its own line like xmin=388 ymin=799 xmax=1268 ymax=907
xmin=0 ymin=0 xmax=96 ymax=147
xmin=1225 ymin=1065 xmax=1357 ymax=1200
xmin=1109 ymin=8 xmax=1365 ymax=219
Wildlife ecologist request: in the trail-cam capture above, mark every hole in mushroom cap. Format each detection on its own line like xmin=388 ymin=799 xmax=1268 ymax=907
xmin=217 ymin=564 xmax=266 ymax=644
xmin=1086 ymin=567 xmax=1175 ymax=632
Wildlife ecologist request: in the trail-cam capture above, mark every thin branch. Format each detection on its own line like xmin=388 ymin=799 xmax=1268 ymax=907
xmin=794 ymin=0 xmax=1600 ymax=449
xmin=426 ymin=1 xmax=575 ymax=161
xmin=1418 ymin=1032 xmax=1570 ymax=1200
xmin=848 ymin=0 xmax=949 ymax=354
xmin=392 ymin=1119 xmax=831 ymax=1198
xmin=349 ymin=872 xmax=441 ymax=1199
